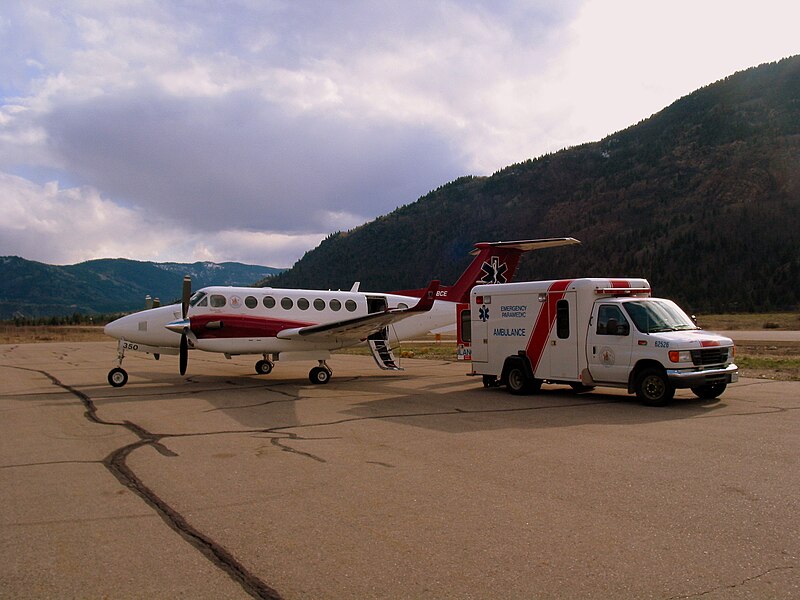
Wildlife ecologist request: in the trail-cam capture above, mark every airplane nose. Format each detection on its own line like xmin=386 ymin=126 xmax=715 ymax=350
xmin=104 ymin=316 xmax=129 ymax=339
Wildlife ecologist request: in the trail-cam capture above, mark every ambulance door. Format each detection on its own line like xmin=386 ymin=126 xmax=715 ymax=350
xmin=547 ymin=292 xmax=579 ymax=379
xmin=586 ymin=302 xmax=634 ymax=383
xmin=470 ymin=294 xmax=490 ymax=363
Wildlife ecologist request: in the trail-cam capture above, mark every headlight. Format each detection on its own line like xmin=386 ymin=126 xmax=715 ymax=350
xmin=668 ymin=350 xmax=693 ymax=363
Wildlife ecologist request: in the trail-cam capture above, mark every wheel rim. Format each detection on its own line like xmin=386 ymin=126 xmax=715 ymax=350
xmin=508 ymin=369 xmax=523 ymax=390
xmin=642 ymin=375 xmax=665 ymax=400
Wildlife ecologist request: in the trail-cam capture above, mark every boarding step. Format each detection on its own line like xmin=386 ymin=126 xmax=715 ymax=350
xmin=368 ymin=339 xmax=403 ymax=371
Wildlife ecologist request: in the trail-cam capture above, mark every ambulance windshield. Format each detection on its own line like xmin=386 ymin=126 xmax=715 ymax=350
xmin=623 ymin=299 xmax=698 ymax=334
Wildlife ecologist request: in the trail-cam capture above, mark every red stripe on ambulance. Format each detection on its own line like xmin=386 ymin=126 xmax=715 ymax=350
xmin=525 ymin=279 xmax=573 ymax=373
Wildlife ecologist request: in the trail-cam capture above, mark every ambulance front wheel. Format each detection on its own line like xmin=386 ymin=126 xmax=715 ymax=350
xmin=634 ymin=368 xmax=674 ymax=406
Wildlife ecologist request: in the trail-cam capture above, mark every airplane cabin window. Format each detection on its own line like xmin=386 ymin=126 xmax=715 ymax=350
xmin=281 ymin=297 xmax=293 ymax=310
xmin=210 ymin=295 xmax=226 ymax=308
xmin=263 ymin=296 xmax=276 ymax=309
xmin=189 ymin=292 xmax=207 ymax=307
xmin=245 ymin=296 xmax=258 ymax=309
xmin=345 ymin=300 xmax=357 ymax=312
xmin=330 ymin=299 xmax=341 ymax=311
xmin=313 ymin=299 xmax=325 ymax=311
xmin=298 ymin=298 xmax=309 ymax=310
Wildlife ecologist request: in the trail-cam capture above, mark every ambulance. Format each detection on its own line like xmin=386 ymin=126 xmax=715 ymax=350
xmin=459 ymin=278 xmax=738 ymax=405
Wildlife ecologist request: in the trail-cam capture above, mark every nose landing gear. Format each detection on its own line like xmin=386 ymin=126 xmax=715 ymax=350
xmin=108 ymin=341 xmax=129 ymax=387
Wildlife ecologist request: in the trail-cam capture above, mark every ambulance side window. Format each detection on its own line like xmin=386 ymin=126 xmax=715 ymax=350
xmin=460 ymin=309 xmax=471 ymax=343
xmin=556 ymin=299 xmax=569 ymax=339
xmin=596 ymin=305 xmax=629 ymax=336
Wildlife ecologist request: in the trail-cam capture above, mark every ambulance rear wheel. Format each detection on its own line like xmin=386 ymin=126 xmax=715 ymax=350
xmin=482 ymin=375 xmax=498 ymax=388
xmin=691 ymin=382 xmax=726 ymax=399
xmin=108 ymin=367 xmax=128 ymax=388
xmin=506 ymin=367 xmax=539 ymax=395
xmin=635 ymin=368 xmax=674 ymax=406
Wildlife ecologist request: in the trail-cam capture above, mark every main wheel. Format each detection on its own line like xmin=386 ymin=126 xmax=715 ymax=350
xmin=635 ymin=368 xmax=674 ymax=406
xmin=255 ymin=360 xmax=273 ymax=375
xmin=309 ymin=366 xmax=331 ymax=384
xmin=691 ymin=382 xmax=727 ymax=399
xmin=108 ymin=367 xmax=128 ymax=388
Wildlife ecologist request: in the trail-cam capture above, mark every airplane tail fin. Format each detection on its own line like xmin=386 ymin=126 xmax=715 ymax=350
xmin=393 ymin=238 xmax=580 ymax=303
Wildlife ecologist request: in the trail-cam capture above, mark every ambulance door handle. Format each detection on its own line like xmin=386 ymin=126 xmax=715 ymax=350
xmin=551 ymin=340 xmax=557 ymax=346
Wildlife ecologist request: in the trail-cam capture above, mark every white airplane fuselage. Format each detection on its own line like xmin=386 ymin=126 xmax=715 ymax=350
xmin=104 ymin=285 xmax=452 ymax=356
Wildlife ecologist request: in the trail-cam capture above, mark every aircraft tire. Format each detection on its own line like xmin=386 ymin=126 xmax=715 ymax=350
xmin=309 ymin=366 xmax=331 ymax=384
xmin=255 ymin=360 xmax=273 ymax=375
xmin=108 ymin=367 xmax=128 ymax=388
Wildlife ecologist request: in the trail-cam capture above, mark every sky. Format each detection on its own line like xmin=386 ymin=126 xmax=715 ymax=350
xmin=1 ymin=1 xmax=798 ymax=268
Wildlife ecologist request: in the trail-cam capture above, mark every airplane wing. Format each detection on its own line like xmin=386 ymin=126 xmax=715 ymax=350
xmin=277 ymin=281 xmax=439 ymax=342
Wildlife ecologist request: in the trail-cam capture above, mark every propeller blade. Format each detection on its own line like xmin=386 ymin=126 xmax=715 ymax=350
xmin=181 ymin=275 xmax=192 ymax=319
xmin=179 ymin=331 xmax=188 ymax=376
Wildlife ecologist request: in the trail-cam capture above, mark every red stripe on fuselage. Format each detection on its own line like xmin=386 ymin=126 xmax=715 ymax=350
xmin=190 ymin=314 xmax=315 ymax=339
xmin=525 ymin=280 xmax=573 ymax=374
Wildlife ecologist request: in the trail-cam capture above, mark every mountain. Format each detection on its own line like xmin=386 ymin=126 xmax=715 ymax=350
xmin=263 ymin=56 xmax=800 ymax=313
xmin=0 ymin=257 xmax=283 ymax=319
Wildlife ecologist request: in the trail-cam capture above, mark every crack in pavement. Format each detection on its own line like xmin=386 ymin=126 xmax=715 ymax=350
xmin=10 ymin=366 xmax=282 ymax=600
xmin=667 ymin=565 xmax=796 ymax=599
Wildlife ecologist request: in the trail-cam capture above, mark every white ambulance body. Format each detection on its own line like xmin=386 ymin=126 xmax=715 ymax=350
xmin=465 ymin=278 xmax=738 ymax=405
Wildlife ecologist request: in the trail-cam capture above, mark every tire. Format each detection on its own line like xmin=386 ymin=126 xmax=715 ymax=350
xmin=691 ymin=382 xmax=727 ymax=399
xmin=309 ymin=366 xmax=331 ymax=384
xmin=108 ymin=367 xmax=128 ymax=388
xmin=255 ymin=360 xmax=273 ymax=375
xmin=635 ymin=368 xmax=674 ymax=406
xmin=506 ymin=366 xmax=541 ymax=395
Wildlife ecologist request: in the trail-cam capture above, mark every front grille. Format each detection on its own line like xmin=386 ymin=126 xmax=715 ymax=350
xmin=691 ymin=347 xmax=729 ymax=366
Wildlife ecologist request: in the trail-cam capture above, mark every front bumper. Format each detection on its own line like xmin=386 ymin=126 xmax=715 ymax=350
xmin=666 ymin=363 xmax=738 ymax=388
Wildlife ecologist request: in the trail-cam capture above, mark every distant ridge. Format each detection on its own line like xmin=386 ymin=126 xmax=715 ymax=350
xmin=0 ymin=257 xmax=283 ymax=319
xmin=264 ymin=56 xmax=800 ymax=312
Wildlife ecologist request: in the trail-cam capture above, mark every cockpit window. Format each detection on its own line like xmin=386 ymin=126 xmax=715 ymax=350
xmin=189 ymin=292 xmax=207 ymax=307
xmin=210 ymin=294 xmax=227 ymax=308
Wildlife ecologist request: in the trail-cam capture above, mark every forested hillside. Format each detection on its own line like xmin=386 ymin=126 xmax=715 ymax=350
xmin=264 ymin=56 xmax=800 ymax=312
xmin=0 ymin=257 xmax=282 ymax=318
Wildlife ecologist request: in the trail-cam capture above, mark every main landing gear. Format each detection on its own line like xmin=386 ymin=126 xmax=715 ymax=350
xmin=255 ymin=356 xmax=332 ymax=384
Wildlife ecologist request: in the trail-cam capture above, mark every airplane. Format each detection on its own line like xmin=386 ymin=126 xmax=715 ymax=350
xmin=103 ymin=237 xmax=579 ymax=387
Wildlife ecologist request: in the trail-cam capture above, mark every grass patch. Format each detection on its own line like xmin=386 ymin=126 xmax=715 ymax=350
xmin=697 ymin=311 xmax=800 ymax=331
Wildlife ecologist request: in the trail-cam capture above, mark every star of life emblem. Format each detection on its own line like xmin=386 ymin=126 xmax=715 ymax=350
xmin=479 ymin=305 xmax=490 ymax=322
xmin=478 ymin=256 xmax=508 ymax=284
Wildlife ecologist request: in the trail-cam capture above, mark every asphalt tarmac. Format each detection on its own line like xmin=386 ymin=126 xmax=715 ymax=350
xmin=1 ymin=341 xmax=798 ymax=599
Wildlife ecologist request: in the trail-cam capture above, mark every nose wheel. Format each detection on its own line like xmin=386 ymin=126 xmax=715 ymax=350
xmin=309 ymin=361 xmax=332 ymax=384
xmin=108 ymin=367 xmax=129 ymax=387
xmin=108 ymin=340 xmax=130 ymax=387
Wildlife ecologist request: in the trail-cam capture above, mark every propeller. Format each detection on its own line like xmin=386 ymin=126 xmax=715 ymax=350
xmin=179 ymin=275 xmax=191 ymax=376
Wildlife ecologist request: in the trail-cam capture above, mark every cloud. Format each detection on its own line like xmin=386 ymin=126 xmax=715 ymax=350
xmin=0 ymin=0 xmax=798 ymax=267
